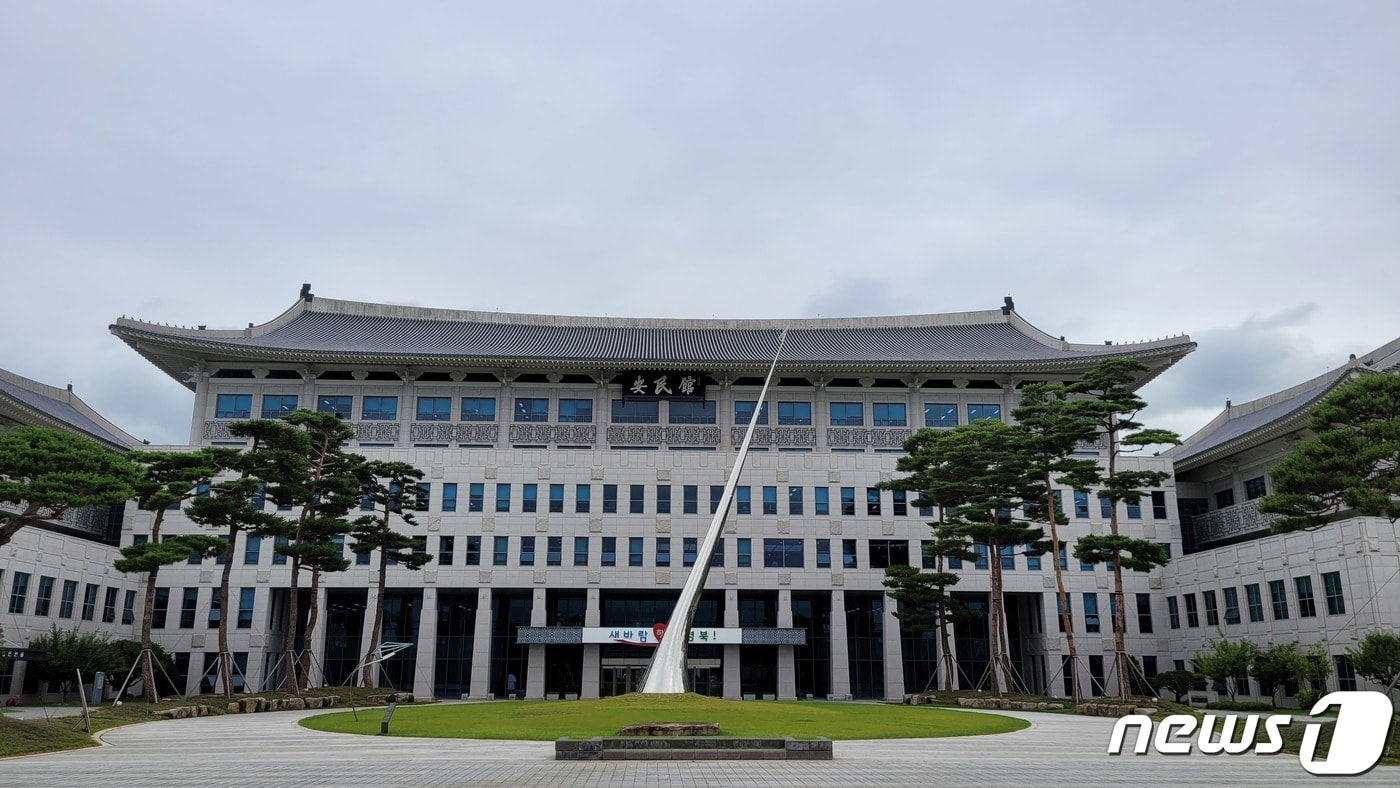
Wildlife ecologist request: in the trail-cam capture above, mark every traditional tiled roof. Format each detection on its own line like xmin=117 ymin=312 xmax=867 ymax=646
xmin=111 ymin=293 xmax=1195 ymax=388
xmin=0 ymin=368 xmax=140 ymax=450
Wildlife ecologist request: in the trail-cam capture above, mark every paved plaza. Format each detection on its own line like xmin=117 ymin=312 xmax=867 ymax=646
xmin=3 ymin=705 xmax=1394 ymax=787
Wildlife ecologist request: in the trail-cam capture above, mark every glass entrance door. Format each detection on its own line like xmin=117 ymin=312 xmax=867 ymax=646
xmin=600 ymin=666 xmax=646 ymax=697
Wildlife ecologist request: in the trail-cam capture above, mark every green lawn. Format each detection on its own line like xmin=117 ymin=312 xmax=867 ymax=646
xmin=300 ymin=693 xmax=1029 ymax=740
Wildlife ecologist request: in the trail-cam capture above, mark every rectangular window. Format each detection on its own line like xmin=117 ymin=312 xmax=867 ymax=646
xmin=465 ymin=536 xmax=481 ymax=566
xmin=1151 ymin=490 xmax=1168 ymax=519
xmin=8 ymin=572 xmax=30 ymax=614
xmin=710 ymin=485 xmax=723 ymax=514
xmin=1183 ymin=593 xmax=1199 ymax=627
xmin=967 ymin=403 xmax=1001 ymax=422
xmin=737 ymin=538 xmax=752 ymax=568
xmin=868 ymin=539 xmax=911 ymax=568
xmin=438 ymin=482 xmax=457 ymax=512
xmin=735 ymin=400 xmax=768 ymax=425
xmin=1223 ymin=587 xmax=1241 ymax=624
xmin=630 ymin=484 xmax=646 ymax=514
xmin=842 ymin=539 xmax=858 ymax=569
xmin=1322 ymin=571 xmax=1346 ymax=615
xmin=601 ymin=537 xmax=616 ymax=567
xmin=763 ymin=538 xmax=805 ymax=568
xmin=655 ymin=485 xmax=671 ymax=514
xmin=415 ymin=483 xmax=430 ymax=512
xmin=1336 ymin=655 xmax=1358 ymax=692
xmin=546 ymin=536 xmax=562 ymax=567
xmin=574 ymin=537 xmax=589 ymax=567
xmin=549 ymin=484 xmax=564 ymax=513
xmin=468 ymin=483 xmax=485 ymax=512
xmin=1099 ymin=495 xmax=1112 ymax=519
xmin=437 ymin=535 xmax=455 ymax=566
xmin=973 ymin=544 xmax=989 ymax=570
xmin=829 ymin=402 xmax=864 ymax=426
xmin=683 ymin=537 xmax=698 ymax=567
xmin=520 ymin=536 xmax=536 ymax=566
xmin=1084 ymin=594 xmax=1101 ymax=632
xmin=122 ymin=589 xmax=137 ymax=625
xmin=603 ymin=483 xmax=618 ymax=513
xmin=1026 ymin=547 xmax=1041 ymax=570
xmin=361 ymin=395 xmax=398 ymax=420
xmin=150 ymin=587 xmax=169 ymax=628
xmin=178 ymin=587 xmax=198 ymax=628
xmin=268 ymin=535 xmax=287 ymax=565
xmin=866 ymin=487 xmax=881 ymax=516
xmin=514 ymin=397 xmax=549 ymax=422
xmin=1136 ymin=593 xmax=1153 ymax=633
xmin=207 ymin=587 xmax=221 ymax=628
xmin=711 ymin=538 xmax=724 ymax=567
xmin=575 ymin=484 xmax=591 ymax=513
xmin=816 ymin=539 xmax=832 ymax=568
xmin=611 ymin=399 xmax=659 ymax=424
xmin=629 ymin=537 xmax=644 ymax=567
xmin=872 ymin=402 xmax=906 ymax=427
xmin=656 ymin=538 xmax=671 ymax=567
xmin=102 ymin=587 xmax=118 ymax=624
xmin=814 ymin=487 xmax=830 ymax=516
xmin=34 ymin=575 xmax=55 ymax=617
xmin=215 ymin=393 xmax=252 ymax=419
xmin=1000 ymin=545 xmax=1015 ymax=570
xmin=1203 ymin=590 xmax=1219 ymax=626
xmin=355 ymin=539 xmax=371 ymax=565
xmin=521 ymin=483 xmax=536 ymax=513
xmin=1245 ymin=583 xmax=1265 ymax=622
xmin=238 ymin=588 xmax=255 ymax=629
xmin=840 ymin=487 xmax=856 ymax=516
xmin=1126 ymin=500 xmax=1142 ymax=519
xmin=558 ymin=398 xmax=593 ymax=423
xmin=1244 ymin=476 xmax=1267 ymax=500
xmin=757 ymin=485 xmax=776 ymax=515
xmin=77 ymin=582 xmax=98 ymax=621
xmin=493 ymin=536 xmax=509 ymax=566
xmin=668 ymin=400 xmax=716 ymax=424
xmin=460 ymin=397 xmax=496 ymax=421
xmin=495 ymin=483 xmax=511 ymax=513
xmin=788 ymin=486 xmax=804 ymax=516
xmin=1295 ymin=576 xmax=1317 ymax=618
xmin=261 ymin=394 xmax=299 ymax=419
xmin=1072 ymin=490 xmax=1089 ymax=518
xmin=777 ymin=401 xmax=812 ymax=425
xmin=1167 ymin=596 xmax=1180 ymax=629
xmin=317 ymin=395 xmax=352 ymax=419
xmin=1057 ymin=545 xmax=1067 ymax=571
xmin=923 ymin=402 xmax=957 ymax=428
xmin=683 ymin=485 xmax=698 ymax=514
xmin=892 ymin=490 xmax=907 ymax=516
xmin=1268 ymin=580 xmax=1289 ymax=620
xmin=416 ymin=396 xmax=452 ymax=421
xmin=1215 ymin=488 xmax=1235 ymax=509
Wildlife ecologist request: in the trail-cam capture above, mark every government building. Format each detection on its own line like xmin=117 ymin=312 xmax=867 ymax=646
xmin=2 ymin=289 xmax=1393 ymax=705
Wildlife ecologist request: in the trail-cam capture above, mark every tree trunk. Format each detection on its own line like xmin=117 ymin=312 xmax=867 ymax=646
xmin=302 ymin=568 xmax=322 ymax=691
xmin=363 ymin=535 xmax=388 ymax=688
xmin=285 ymin=554 xmax=302 ymax=695
xmin=1046 ymin=475 xmax=1080 ymax=703
xmin=218 ymin=525 xmax=238 ymax=698
xmin=1106 ymin=414 xmax=1131 ymax=701
xmin=988 ymin=544 xmax=1005 ymax=696
xmin=139 ymin=508 xmax=168 ymax=703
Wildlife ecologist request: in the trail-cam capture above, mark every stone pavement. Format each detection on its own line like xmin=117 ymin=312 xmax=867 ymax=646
xmin=3 ymin=705 xmax=1394 ymax=787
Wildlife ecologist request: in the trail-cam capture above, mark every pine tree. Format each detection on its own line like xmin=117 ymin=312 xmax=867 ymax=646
xmin=0 ymin=426 xmax=141 ymax=547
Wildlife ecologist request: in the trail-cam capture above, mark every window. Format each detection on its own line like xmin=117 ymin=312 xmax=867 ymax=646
xmin=1057 ymin=545 xmax=1067 ymax=571
xmin=1000 ymin=545 xmax=1015 ymax=570
xmin=1183 ymin=593 xmax=1199 ymax=627
xmin=1203 ymin=590 xmax=1219 ymax=626
xmin=415 ymin=483 xmax=430 ymax=512
xmin=735 ymin=488 xmax=751 ymax=516
xmin=683 ymin=538 xmax=698 ymax=567
xmin=8 ymin=572 xmax=30 ymax=614
xmin=782 ymin=486 xmax=801 ymax=516
xmin=514 ymin=397 xmax=549 ymax=422
xmin=238 ymin=588 xmax=255 ymax=629
xmin=438 ymin=536 xmax=455 ymax=566
xmin=558 ymin=398 xmax=593 ymax=423
xmin=1215 ymin=488 xmax=1235 ymax=509
xmin=816 ymin=539 xmax=832 ymax=568
xmin=710 ymin=485 xmax=723 ymax=514
xmin=317 ymin=395 xmax=352 ymax=419
xmin=1026 ymin=547 xmax=1041 ymax=570
xmin=416 ymin=396 xmax=451 ymax=421
xmin=1245 ymin=583 xmax=1265 ymax=622
xmin=261 ymin=394 xmax=298 ymax=419
xmin=1336 ymin=655 xmax=1358 ymax=692
xmin=461 ymin=397 xmax=496 ymax=421
xmin=1244 ymin=476 xmax=1267 ymax=500
xmin=629 ymin=537 xmax=644 ymax=567
xmin=683 ymin=485 xmax=698 ymax=514
xmin=495 ymin=484 xmax=511 ymax=513
xmin=122 ymin=589 xmax=137 ymax=625
xmin=869 ymin=540 xmax=910 ymax=568
xmin=873 ymin=403 xmax=906 ymax=427
xmin=1136 ymin=593 xmax=1153 ymax=633
xmin=574 ymin=537 xmax=589 ymax=567
xmin=179 ymin=587 xmax=198 ymax=628
xmin=889 ymin=490 xmax=906 ymax=516
xmin=866 ymin=488 xmax=881 ymax=516
xmin=99 ymin=586 xmax=117 ymax=624
xmin=1084 ymin=594 xmax=1101 ymax=632
xmin=777 ymin=401 xmax=812 ymax=425
xmin=948 ymin=552 xmax=963 ymax=570
xmin=669 ymin=400 xmax=716 ymax=424
xmin=215 ymin=393 xmax=252 ymax=419
xmin=843 ymin=539 xmax=858 ymax=569
xmin=1099 ymin=495 xmax=1112 ymax=519
xmin=601 ymin=537 xmax=616 ymax=567
xmin=737 ymin=538 xmax=752 ymax=568
xmin=207 ymin=588 xmax=221 ymax=627
xmin=602 ymin=484 xmax=618 ymax=513
xmin=840 ymin=487 xmax=856 ymax=516
xmin=549 ymin=484 xmax=564 ymax=513
xmin=439 ymin=483 xmax=457 ymax=512
xmin=575 ymin=484 xmax=591 ymax=513
xmin=630 ymin=485 xmax=646 ymax=514
xmin=812 ymin=487 xmax=829 ymax=516
xmin=493 ymin=536 xmax=509 ymax=566
xmin=1223 ymin=587 xmax=1241 ymax=624
xmin=1151 ymin=490 xmax=1168 ymax=519
xmin=923 ymin=403 xmax=957 ymax=428
xmin=1126 ymin=500 xmax=1141 ymax=519
xmin=1071 ymin=490 xmax=1089 ymax=519
xmin=656 ymin=538 xmax=671 ymax=567
xmin=469 ymin=483 xmax=485 ymax=512
xmin=656 ymin=485 xmax=671 ymax=514
xmin=547 ymin=536 xmax=562 ymax=566
xmin=1167 ymin=596 xmax=1180 ymax=629
xmin=150 ymin=587 xmax=169 ymax=628
xmin=755 ymin=485 xmax=775 ymax=515
xmin=1268 ymin=579 xmax=1289 ymax=620
xmin=711 ymin=538 xmax=724 ymax=567
xmin=763 ymin=538 xmax=805 ymax=568
xmin=1322 ymin=571 xmax=1346 ymax=615
xmin=465 ymin=536 xmax=481 ymax=566
xmin=611 ymin=399 xmax=659 ymax=424
xmin=361 ymin=396 xmax=398 ymax=420
xmin=967 ymin=403 xmax=1001 ymax=422
xmin=1294 ymin=576 xmax=1317 ymax=618
xmin=735 ymin=401 xmax=768 ymax=425
xmin=34 ymin=575 xmax=55 ymax=616
xmin=973 ymin=544 xmax=989 ymax=570
xmin=829 ymin=402 xmax=864 ymax=426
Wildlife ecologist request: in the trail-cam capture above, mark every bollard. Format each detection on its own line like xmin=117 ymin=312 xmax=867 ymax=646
xmin=380 ymin=702 xmax=397 ymax=735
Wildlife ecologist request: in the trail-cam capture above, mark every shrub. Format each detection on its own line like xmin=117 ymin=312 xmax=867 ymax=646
xmin=1294 ymin=689 xmax=1320 ymax=711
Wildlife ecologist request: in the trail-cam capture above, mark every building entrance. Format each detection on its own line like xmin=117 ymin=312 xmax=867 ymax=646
xmin=600 ymin=665 xmax=646 ymax=697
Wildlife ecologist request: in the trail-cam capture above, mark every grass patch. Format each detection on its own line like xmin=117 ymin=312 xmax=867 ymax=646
xmin=0 ymin=714 xmax=98 ymax=758
xmin=300 ymin=693 xmax=1029 ymax=741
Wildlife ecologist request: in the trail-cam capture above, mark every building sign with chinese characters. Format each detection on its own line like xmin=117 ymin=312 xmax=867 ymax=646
xmin=619 ymin=370 xmax=707 ymax=401
xmin=581 ymin=626 xmax=742 ymax=646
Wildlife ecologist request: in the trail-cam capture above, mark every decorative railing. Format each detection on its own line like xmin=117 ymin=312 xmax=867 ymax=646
xmin=507 ymin=424 xmax=596 ymax=445
xmin=728 ymin=426 xmax=818 ymax=448
xmin=1190 ymin=499 xmax=1278 ymax=546
xmin=350 ymin=422 xmax=400 ymax=442
xmin=826 ymin=428 xmax=912 ymax=449
xmin=606 ymin=425 xmax=721 ymax=447
xmin=0 ymin=500 xmax=114 ymax=540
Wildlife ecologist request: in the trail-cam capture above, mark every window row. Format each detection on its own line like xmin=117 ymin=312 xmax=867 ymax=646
xmin=1165 ymin=572 xmax=1346 ymax=629
xmin=1054 ymin=592 xmax=1156 ymax=635
xmin=149 ymin=587 xmax=259 ymax=629
xmin=4 ymin=571 xmax=135 ymax=625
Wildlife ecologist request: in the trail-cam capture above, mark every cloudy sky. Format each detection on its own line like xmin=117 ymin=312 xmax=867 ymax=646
xmin=3 ymin=2 xmax=1397 ymax=446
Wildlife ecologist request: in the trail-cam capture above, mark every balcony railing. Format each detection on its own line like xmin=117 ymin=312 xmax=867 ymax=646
xmin=1190 ymin=499 xmax=1278 ymax=546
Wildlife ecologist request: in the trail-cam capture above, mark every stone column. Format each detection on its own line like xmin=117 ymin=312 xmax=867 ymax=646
xmin=306 ymin=585 xmax=329 ymax=688
xmin=526 ymin=587 xmax=547 ymax=699
xmin=828 ymin=589 xmax=850 ymax=699
xmin=882 ymin=594 xmax=904 ymax=699
xmin=777 ymin=588 xmax=796 ymax=699
xmin=469 ymin=587 xmax=493 ymax=698
xmin=358 ymin=584 xmax=382 ymax=687
xmin=412 ymin=587 xmax=438 ymax=698
xmin=723 ymin=588 xmax=741 ymax=699
xmin=190 ymin=369 xmax=211 ymax=444
xmin=582 ymin=587 xmax=601 ymax=699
